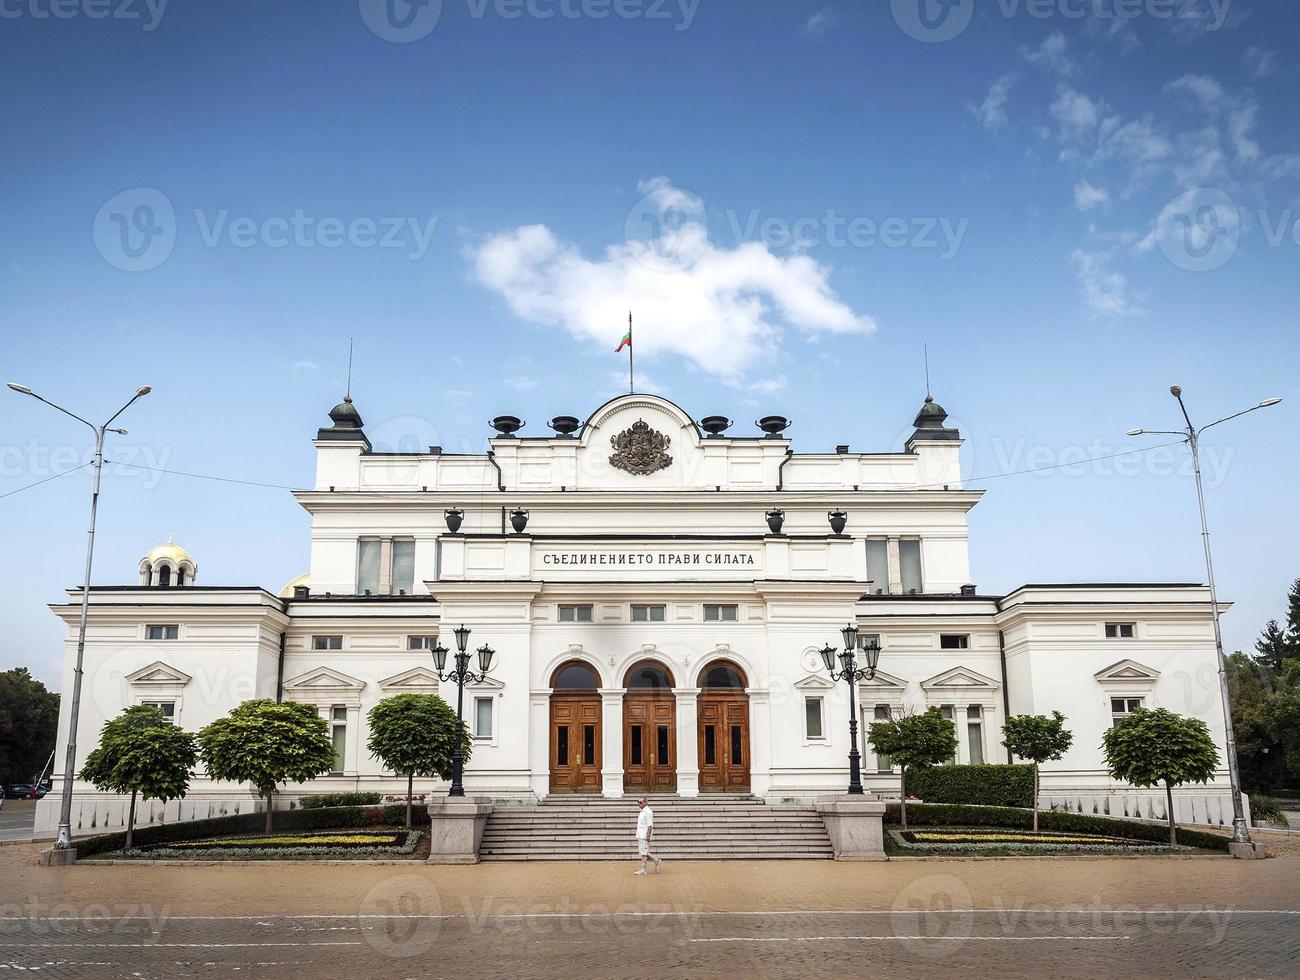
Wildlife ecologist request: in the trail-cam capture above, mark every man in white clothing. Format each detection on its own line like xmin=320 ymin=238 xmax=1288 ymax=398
xmin=634 ymin=797 xmax=662 ymax=875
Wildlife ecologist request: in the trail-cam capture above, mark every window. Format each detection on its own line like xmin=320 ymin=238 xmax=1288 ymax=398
xmin=146 ymin=625 xmax=179 ymax=640
xmin=357 ymin=539 xmax=382 ymax=595
xmin=631 ymin=604 xmax=666 ymax=623
xmin=939 ymin=705 xmax=958 ymax=763
xmin=313 ymin=635 xmax=343 ymax=651
xmin=804 ymin=697 xmax=825 ymax=739
xmin=871 ymin=705 xmax=893 ymax=772
xmin=356 ymin=537 xmax=417 ymax=595
xmin=391 ymin=539 xmax=415 ymax=595
xmin=865 ymin=539 xmax=890 ymax=595
xmin=1111 ymin=697 xmax=1144 ymax=726
xmin=141 ymin=700 xmax=175 ymax=721
xmin=474 ymin=696 xmax=494 ymax=739
xmin=407 ymin=635 xmax=439 ymax=650
xmin=899 ymin=539 xmax=923 ymax=594
xmin=329 ymin=706 xmax=347 ymax=773
xmin=558 ymin=604 xmax=593 ymax=623
xmin=157 ymin=565 xmax=172 ymax=587
xmin=704 ymin=604 xmax=738 ymax=622
xmin=1105 ymin=623 xmax=1136 ymax=639
xmin=940 ymin=634 xmax=969 ymax=650
xmin=967 ymin=705 xmax=985 ymax=765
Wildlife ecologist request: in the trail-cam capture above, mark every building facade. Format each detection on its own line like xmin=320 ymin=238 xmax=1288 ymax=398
xmin=36 ymin=391 xmax=1239 ymax=835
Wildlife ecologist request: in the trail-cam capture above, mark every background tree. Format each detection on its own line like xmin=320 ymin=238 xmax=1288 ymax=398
xmin=198 ymin=699 xmax=335 ymax=832
xmin=1254 ymin=620 xmax=1293 ymax=674
xmin=1101 ymin=707 xmax=1219 ymax=845
xmin=366 ymin=693 xmax=470 ymax=828
xmin=1001 ymin=711 xmax=1074 ymax=831
xmin=866 ymin=707 xmax=958 ymax=830
xmin=0 ymin=668 xmax=60 ymax=787
xmin=78 ymin=705 xmax=197 ymax=850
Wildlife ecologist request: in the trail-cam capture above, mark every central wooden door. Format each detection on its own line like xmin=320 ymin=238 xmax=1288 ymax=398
xmin=623 ymin=694 xmax=676 ymax=793
xmin=549 ymin=695 xmax=602 ymax=793
xmin=698 ymin=695 xmax=750 ymax=792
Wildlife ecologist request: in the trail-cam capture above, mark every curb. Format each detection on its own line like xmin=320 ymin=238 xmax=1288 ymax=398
xmin=84 ymin=858 xmax=428 ymax=867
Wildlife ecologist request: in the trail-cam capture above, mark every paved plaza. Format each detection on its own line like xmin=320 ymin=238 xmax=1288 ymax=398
xmin=3 ymin=834 xmax=1299 ymax=978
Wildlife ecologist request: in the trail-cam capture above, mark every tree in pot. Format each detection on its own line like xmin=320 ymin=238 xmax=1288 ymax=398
xmin=79 ymin=704 xmax=197 ymax=851
xmin=197 ymin=699 xmax=336 ymax=832
xmin=366 ymin=693 xmax=472 ymax=828
xmin=1001 ymin=711 xmax=1074 ymax=832
xmin=1101 ymin=707 xmax=1220 ymax=845
xmin=866 ymin=707 xmax=958 ymax=830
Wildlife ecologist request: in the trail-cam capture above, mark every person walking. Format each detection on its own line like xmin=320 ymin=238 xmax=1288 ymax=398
xmin=634 ymin=797 xmax=662 ymax=875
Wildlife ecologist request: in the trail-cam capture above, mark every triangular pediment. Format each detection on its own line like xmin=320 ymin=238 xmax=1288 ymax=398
xmin=858 ymin=669 xmax=908 ymax=691
xmin=124 ymin=661 xmax=192 ymax=686
xmin=921 ymin=666 xmax=1000 ymax=691
xmin=283 ymin=666 xmax=367 ymax=692
xmin=468 ymin=675 xmax=506 ymax=690
xmin=793 ymin=674 xmax=836 ymax=691
xmin=1095 ymin=659 xmax=1161 ymax=683
xmin=378 ymin=666 xmax=441 ymax=692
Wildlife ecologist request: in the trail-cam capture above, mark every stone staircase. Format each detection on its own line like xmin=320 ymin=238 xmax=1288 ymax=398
xmin=479 ymin=794 xmax=833 ymax=861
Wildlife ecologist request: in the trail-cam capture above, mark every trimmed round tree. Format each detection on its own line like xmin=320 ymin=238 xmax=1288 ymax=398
xmin=1101 ymin=707 xmax=1220 ymax=845
xmin=198 ymin=699 xmax=335 ymax=832
xmin=366 ymin=693 xmax=471 ymax=828
xmin=1001 ymin=711 xmax=1074 ymax=831
xmin=79 ymin=704 xmax=197 ymax=851
xmin=866 ymin=707 xmax=958 ymax=830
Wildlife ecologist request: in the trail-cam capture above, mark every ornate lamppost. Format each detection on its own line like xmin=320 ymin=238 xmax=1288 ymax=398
xmin=820 ymin=624 xmax=882 ymax=796
xmin=431 ymin=624 xmax=495 ymax=797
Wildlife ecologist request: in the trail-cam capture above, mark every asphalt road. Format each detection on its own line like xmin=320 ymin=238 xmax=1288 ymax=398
xmin=0 ymin=800 xmax=36 ymax=842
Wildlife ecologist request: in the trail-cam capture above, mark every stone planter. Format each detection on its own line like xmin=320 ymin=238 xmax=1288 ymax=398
xmin=425 ymin=799 xmax=493 ymax=864
xmin=816 ymin=796 xmax=887 ymax=861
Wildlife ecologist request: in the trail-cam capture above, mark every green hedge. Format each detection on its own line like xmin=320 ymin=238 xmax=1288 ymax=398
xmin=906 ymin=765 xmax=1035 ymax=808
xmin=74 ymin=803 xmax=428 ymax=858
xmin=298 ymin=792 xmax=384 ymax=809
xmin=883 ymin=802 xmax=1231 ymax=852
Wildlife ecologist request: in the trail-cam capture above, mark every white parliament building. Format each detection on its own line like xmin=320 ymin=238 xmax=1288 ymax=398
xmin=36 ymin=391 xmax=1239 ymax=836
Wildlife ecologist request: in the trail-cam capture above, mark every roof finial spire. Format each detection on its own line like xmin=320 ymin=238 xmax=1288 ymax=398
xmin=345 ymin=337 xmax=354 ymax=403
xmin=924 ymin=343 xmax=933 ymax=404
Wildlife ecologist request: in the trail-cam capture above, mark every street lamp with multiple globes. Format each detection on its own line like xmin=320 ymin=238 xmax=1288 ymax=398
xmin=1128 ymin=385 xmax=1282 ymax=854
xmin=820 ymin=624 xmax=883 ymax=796
xmin=8 ymin=381 xmax=152 ymax=851
xmin=430 ymin=624 xmax=495 ymax=797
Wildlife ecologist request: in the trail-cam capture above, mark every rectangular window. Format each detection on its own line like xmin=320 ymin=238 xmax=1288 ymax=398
xmin=939 ymin=705 xmax=958 ymax=764
xmin=356 ymin=538 xmax=382 ymax=595
xmin=146 ymin=625 xmax=179 ymax=640
xmin=312 ymin=635 xmax=343 ymax=651
xmin=558 ymin=605 xmax=593 ymax=623
xmin=474 ymin=696 xmax=493 ymax=739
xmin=657 ymin=725 xmax=669 ymax=766
xmin=865 ymin=539 xmax=890 ymax=595
xmin=899 ymin=539 xmax=923 ymax=594
xmin=1111 ymin=697 xmax=1144 ymax=726
xmin=703 ymin=604 xmax=738 ymax=622
xmin=330 ymin=706 xmax=347 ymax=773
xmin=804 ymin=697 xmax=825 ymax=739
xmin=583 ymin=725 xmax=596 ymax=765
xmin=407 ymin=635 xmax=438 ymax=650
xmin=557 ymin=726 xmax=569 ymax=766
xmin=967 ymin=705 xmax=985 ymax=765
xmin=872 ymin=705 xmax=892 ymax=772
xmin=391 ymin=538 xmax=416 ymax=595
xmin=704 ymin=725 xmax=716 ymax=766
xmin=141 ymin=700 xmax=175 ymax=721
xmin=631 ymin=605 xmax=666 ymax=623
xmin=730 ymin=725 xmax=743 ymax=765
xmin=940 ymin=634 xmax=970 ymax=650
xmin=1105 ymin=623 xmax=1136 ymax=639
xmin=631 ymin=725 xmax=643 ymax=765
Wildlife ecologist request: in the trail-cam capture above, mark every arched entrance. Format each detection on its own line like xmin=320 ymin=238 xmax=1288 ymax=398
xmin=549 ymin=660 xmax=602 ymax=793
xmin=697 ymin=660 xmax=750 ymax=792
xmin=622 ymin=660 xmax=676 ymax=793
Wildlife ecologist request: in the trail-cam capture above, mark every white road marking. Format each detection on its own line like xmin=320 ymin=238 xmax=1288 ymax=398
xmin=688 ymin=935 xmax=1132 ymax=943
xmin=0 ymin=942 xmax=363 ymax=949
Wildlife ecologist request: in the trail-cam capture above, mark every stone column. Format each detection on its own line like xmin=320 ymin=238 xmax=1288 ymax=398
xmin=886 ymin=537 xmax=903 ymax=595
xmin=748 ymin=688 xmax=773 ymax=798
xmin=599 ymin=688 xmax=625 ymax=798
xmin=674 ymin=687 xmax=700 ymax=797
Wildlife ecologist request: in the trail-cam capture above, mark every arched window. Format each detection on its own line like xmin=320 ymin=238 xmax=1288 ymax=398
xmin=176 ymin=568 xmax=186 ymax=587
xmin=157 ymin=565 xmax=171 ymax=588
xmin=551 ymin=661 xmax=600 ymax=690
xmin=698 ymin=661 xmax=747 ymax=689
xmin=624 ymin=661 xmax=675 ymax=690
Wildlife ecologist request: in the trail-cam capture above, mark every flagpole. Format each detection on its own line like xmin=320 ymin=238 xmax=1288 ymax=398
xmin=628 ymin=311 xmax=634 ymax=394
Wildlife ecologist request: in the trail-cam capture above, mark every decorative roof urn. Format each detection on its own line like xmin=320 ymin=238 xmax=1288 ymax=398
xmin=765 ymin=508 xmax=785 ymax=535
xmin=510 ymin=508 xmax=530 ymax=534
xmin=444 ymin=508 xmax=464 ymax=534
xmin=828 ymin=509 xmax=847 ymax=536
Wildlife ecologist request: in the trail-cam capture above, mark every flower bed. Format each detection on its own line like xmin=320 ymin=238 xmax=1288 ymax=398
xmin=118 ymin=828 xmax=423 ymax=860
xmin=889 ymin=827 xmax=1193 ymax=855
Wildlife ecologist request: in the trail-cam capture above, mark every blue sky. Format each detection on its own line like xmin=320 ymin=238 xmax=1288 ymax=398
xmin=2 ymin=0 xmax=1297 ymax=687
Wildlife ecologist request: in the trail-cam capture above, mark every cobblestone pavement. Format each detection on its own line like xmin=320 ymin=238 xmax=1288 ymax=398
xmin=4 ymin=838 xmax=1299 ymax=978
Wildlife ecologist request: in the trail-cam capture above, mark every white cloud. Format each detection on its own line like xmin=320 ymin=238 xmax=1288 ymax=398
xmin=1073 ymin=180 xmax=1109 ymax=211
xmin=470 ymin=179 xmax=875 ymax=380
xmin=1050 ymin=87 xmax=1103 ymax=151
xmin=971 ymin=74 xmax=1016 ymax=132
xmin=1024 ymin=32 xmax=1077 ymax=77
xmin=1166 ymin=75 xmax=1259 ymax=163
xmin=800 ymin=6 xmax=837 ymax=39
xmin=1071 ymin=249 xmax=1144 ymax=319
xmin=727 ymin=375 xmax=788 ymax=395
xmin=1244 ymin=46 xmax=1277 ymax=79
xmin=292 ymin=360 xmax=319 ymax=372
xmin=504 ymin=376 xmax=539 ymax=391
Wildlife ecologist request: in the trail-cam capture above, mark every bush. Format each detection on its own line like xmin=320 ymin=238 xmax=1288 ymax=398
xmin=1250 ymin=795 xmax=1290 ymax=827
xmin=298 ymin=792 xmax=383 ymax=809
xmin=73 ymin=803 xmax=429 ymax=858
xmin=882 ymin=802 xmax=1231 ymax=852
xmin=905 ymin=765 xmax=1035 ymax=808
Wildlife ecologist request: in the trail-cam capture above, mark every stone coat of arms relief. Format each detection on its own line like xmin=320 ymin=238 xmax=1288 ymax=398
xmin=609 ymin=419 xmax=673 ymax=475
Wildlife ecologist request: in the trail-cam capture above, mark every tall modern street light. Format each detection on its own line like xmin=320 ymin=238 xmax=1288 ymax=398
xmin=1128 ymin=385 xmax=1282 ymax=855
xmin=820 ymin=624 xmax=883 ymax=795
xmin=7 ymin=382 xmax=152 ymax=851
xmin=430 ymin=624 xmax=495 ymax=797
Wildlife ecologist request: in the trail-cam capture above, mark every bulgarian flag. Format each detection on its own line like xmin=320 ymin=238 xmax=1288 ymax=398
xmin=615 ymin=322 xmax=632 ymax=352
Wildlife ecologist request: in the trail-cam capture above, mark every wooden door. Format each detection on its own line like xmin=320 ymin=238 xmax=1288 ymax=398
xmin=623 ymin=694 xmax=676 ymax=793
xmin=698 ymin=695 xmax=750 ymax=792
xmin=549 ymin=695 xmax=602 ymax=793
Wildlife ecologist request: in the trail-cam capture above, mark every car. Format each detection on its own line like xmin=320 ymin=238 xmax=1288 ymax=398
xmin=3 ymin=784 xmax=46 ymax=800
